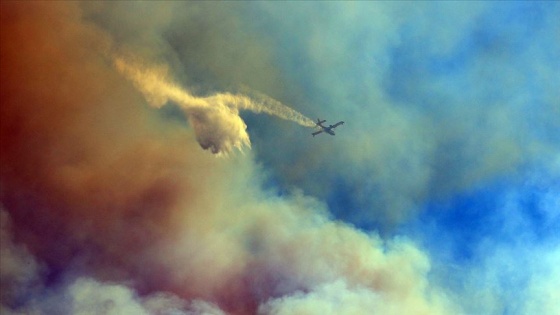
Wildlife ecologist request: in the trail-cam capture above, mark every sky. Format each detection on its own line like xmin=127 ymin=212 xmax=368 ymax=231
xmin=1 ymin=2 xmax=559 ymax=315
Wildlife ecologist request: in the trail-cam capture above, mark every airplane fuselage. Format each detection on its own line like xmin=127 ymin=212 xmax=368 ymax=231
xmin=312 ymin=119 xmax=344 ymax=137
xmin=323 ymin=126 xmax=336 ymax=135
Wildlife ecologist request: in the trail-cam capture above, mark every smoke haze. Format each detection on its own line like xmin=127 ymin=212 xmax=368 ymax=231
xmin=1 ymin=2 xmax=558 ymax=315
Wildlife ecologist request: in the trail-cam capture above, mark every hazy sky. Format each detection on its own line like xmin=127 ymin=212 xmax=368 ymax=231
xmin=1 ymin=2 xmax=559 ymax=314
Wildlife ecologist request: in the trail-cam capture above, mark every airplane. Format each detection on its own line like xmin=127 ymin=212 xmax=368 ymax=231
xmin=312 ymin=118 xmax=344 ymax=137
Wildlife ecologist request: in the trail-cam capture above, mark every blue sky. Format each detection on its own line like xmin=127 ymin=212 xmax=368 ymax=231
xmin=402 ymin=168 xmax=559 ymax=313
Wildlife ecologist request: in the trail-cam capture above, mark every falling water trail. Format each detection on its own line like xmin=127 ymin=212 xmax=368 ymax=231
xmin=113 ymin=56 xmax=315 ymax=154
xmin=113 ymin=56 xmax=315 ymax=126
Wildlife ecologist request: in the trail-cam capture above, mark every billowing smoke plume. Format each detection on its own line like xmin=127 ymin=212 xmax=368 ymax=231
xmin=4 ymin=2 xmax=557 ymax=315
xmin=113 ymin=55 xmax=314 ymax=155
xmin=1 ymin=2 xmax=457 ymax=314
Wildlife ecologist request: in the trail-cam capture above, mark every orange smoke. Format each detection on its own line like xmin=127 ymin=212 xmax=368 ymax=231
xmin=2 ymin=0 xmax=191 ymax=295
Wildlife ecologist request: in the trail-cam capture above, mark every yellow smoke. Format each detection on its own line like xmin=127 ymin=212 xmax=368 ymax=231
xmin=113 ymin=56 xmax=314 ymax=155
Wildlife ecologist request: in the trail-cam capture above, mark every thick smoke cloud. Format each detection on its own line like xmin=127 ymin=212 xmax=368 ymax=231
xmin=238 ymin=2 xmax=560 ymax=228
xmin=1 ymin=2 xmax=457 ymax=314
xmin=2 ymin=2 xmax=558 ymax=315
xmin=0 ymin=209 xmax=41 ymax=310
xmin=0 ymin=223 xmax=224 ymax=315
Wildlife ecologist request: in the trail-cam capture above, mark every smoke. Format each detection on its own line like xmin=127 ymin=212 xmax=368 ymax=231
xmin=235 ymin=1 xmax=560 ymax=230
xmin=113 ymin=54 xmax=314 ymax=155
xmin=0 ymin=2 xmax=458 ymax=314
xmin=2 ymin=2 xmax=557 ymax=315
xmin=0 ymin=220 xmax=224 ymax=315
xmin=0 ymin=209 xmax=41 ymax=308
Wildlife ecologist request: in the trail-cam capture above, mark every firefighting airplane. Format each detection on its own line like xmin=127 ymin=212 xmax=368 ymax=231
xmin=312 ymin=119 xmax=344 ymax=137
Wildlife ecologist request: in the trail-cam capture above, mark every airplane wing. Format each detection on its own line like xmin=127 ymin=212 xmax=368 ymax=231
xmin=312 ymin=130 xmax=323 ymax=137
xmin=331 ymin=121 xmax=344 ymax=128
